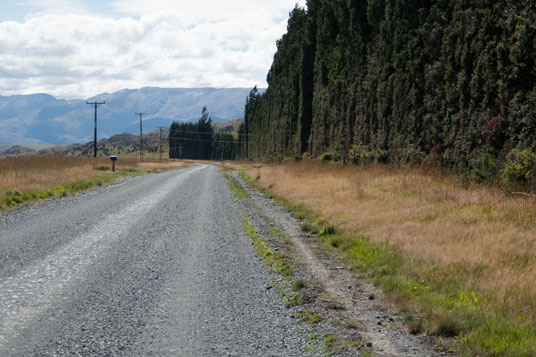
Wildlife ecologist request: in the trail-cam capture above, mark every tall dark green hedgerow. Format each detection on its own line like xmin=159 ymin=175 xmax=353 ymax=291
xmin=244 ymin=0 xmax=536 ymax=177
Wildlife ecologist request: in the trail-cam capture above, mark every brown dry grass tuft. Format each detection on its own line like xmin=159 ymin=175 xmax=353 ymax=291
xmin=138 ymin=160 xmax=190 ymax=171
xmin=232 ymin=160 xmax=536 ymax=320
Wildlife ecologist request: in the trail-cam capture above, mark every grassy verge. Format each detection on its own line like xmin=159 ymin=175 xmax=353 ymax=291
xmin=235 ymin=162 xmax=536 ymax=356
xmin=0 ymin=169 xmax=143 ymax=211
xmin=320 ymin=229 xmax=536 ymax=356
xmin=0 ymin=155 xmax=190 ymax=211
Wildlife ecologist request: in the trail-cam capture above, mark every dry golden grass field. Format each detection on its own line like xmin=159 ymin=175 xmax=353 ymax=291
xmin=226 ymin=159 xmax=536 ymax=354
xmin=0 ymin=155 xmax=189 ymax=208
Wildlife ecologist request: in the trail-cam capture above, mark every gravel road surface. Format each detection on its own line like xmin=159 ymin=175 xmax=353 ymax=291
xmin=0 ymin=165 xmax=311 ymax=356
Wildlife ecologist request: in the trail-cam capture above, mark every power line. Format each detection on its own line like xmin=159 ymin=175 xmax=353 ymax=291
xmin=168 ymin=136 xmax=241 ymax=144
xmin=169 ymin=129 xmax=256 ymax=137
xmin=86 ymin=101 xmax=105 ymax=158
xmin=169 ymin=132 xmax=297 ymax=144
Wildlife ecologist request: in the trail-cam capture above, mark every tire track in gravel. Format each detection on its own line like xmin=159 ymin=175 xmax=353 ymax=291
xmin=0 ymin=167 xmax=193 ymax=281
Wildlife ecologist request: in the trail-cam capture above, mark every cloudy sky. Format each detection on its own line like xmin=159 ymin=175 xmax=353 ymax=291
xmin=0 ymin=0 xmax=306 ymax=99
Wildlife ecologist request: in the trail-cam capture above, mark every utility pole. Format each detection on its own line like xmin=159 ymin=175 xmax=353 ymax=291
xmin=158 ymin=127 xmax=166 ymax=161
xmin=86 ymin=101 xmax=105 ymax=158
xmin=136 ymin=112 xmax=146 ymax=161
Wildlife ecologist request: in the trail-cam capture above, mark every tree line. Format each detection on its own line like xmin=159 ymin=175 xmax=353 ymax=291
xmin=241 ymin=0 xmax=536 ymax=187
xmin=169 ymin=107 xmax=240 ymax=161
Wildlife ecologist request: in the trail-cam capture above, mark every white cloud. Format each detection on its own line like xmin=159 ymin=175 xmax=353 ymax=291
xmin=0 ymin=1 xmax=306 ymax=99
xmin=109 ymin=0 xmax=304 ymax=23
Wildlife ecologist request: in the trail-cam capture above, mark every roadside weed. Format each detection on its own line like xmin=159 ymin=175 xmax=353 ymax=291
xmin=291 ymin=279 xmax=308 ymax=292
xmin=297 ymin=308 xmax=322 ymax=325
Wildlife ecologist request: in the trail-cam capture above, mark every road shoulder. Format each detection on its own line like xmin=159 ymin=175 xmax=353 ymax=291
xmin=228 ymin=169 xmax=447 ymax=356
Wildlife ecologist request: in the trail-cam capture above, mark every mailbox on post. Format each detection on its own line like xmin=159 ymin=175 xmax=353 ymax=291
xmin=110 ymin=155 xmax=117 ymax=172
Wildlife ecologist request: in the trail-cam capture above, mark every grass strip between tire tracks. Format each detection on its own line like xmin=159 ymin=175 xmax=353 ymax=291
xmin=221 ymin=168 xmax=337 ymax=351
xmin=220 ymin=167 xmax=249 ymax=199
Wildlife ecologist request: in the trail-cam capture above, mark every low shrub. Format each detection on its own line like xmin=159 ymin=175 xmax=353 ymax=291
xmin=393 ymin=146 xmax=426 ymax=166
xmin=291 ymin=279 xmax=308 ymax=292
xmin=349 ymin=145 xmax=392 ymax=165
xmin=468 ymin=151 xmax=500 ymax=183
xmin=320 ymin=224 xmax=336 ymax=236
xmin=319 ymin=151 xmax=342 ymax=162
xmin=348 ymin=145 xmax=374 ymax=165
xmin=300 ymin=223 xmax=320 ymax=234
xmin=502 ymin=150 xmax=536 ymax=190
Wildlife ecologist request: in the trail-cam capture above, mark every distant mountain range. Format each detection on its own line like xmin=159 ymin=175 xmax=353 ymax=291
xmin=0 ymin=118 xmax=246 ymax=158
xmin=0 ymin=87 xmax=259 ymax=146
xmin=0 ymin=129 xmax=169 ymax=158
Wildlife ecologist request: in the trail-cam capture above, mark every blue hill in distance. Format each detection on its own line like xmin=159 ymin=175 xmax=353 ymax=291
xmin=0 ymin=87 xmax=261 ymax=146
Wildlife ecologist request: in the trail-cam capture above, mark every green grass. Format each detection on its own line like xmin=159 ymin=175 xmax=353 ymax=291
xmin=304 ymin=333 xmax=323 ymax=354
xmin=242 ymin=212 xmax=292 ymax=278
xmin=221 ymin=168 xmax=249 ymax=198
xmin=321 ymin=332 xmax=361 ymax=355
xmin=297 ymin=308 xmax=322 ymax=325
xmin=300 ymin=222 xmax=320 ymax=234
xmin=225 ymin=167 xmax=311 ymax=310
xmin=322 ymin=334 xmax=338 ymax=350
xmin=0 ymin=170 xmax=143 ymax=211
xmin=278 ymin=285 xmax=307 ymax=307
xmin=291 ymin=279 xmax=308 ymax=292
xmin=308 ymin=332 xmax=320 ymax=341
xmin=320 ymin=224 xmax=336 ymax=236
xmin=231 ymin=173 xmax=313 ymax=309
xmin=462 ymin=318 xmax=536 ymax=356
xmin=318 ymin=232 xmax=536 ymax=354
xmin=241 ymin=212 xmax=308 ymax=309
xmin=269 ymin=225 xmax=285 ymax=237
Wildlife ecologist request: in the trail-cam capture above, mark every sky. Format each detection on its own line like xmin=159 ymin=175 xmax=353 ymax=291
xmin=0 ymin=0 xmax=306 ymax=99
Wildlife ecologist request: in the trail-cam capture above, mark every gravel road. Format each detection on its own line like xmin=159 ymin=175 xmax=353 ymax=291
xmin=0 ymin=165 xmax=312 ymax=356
